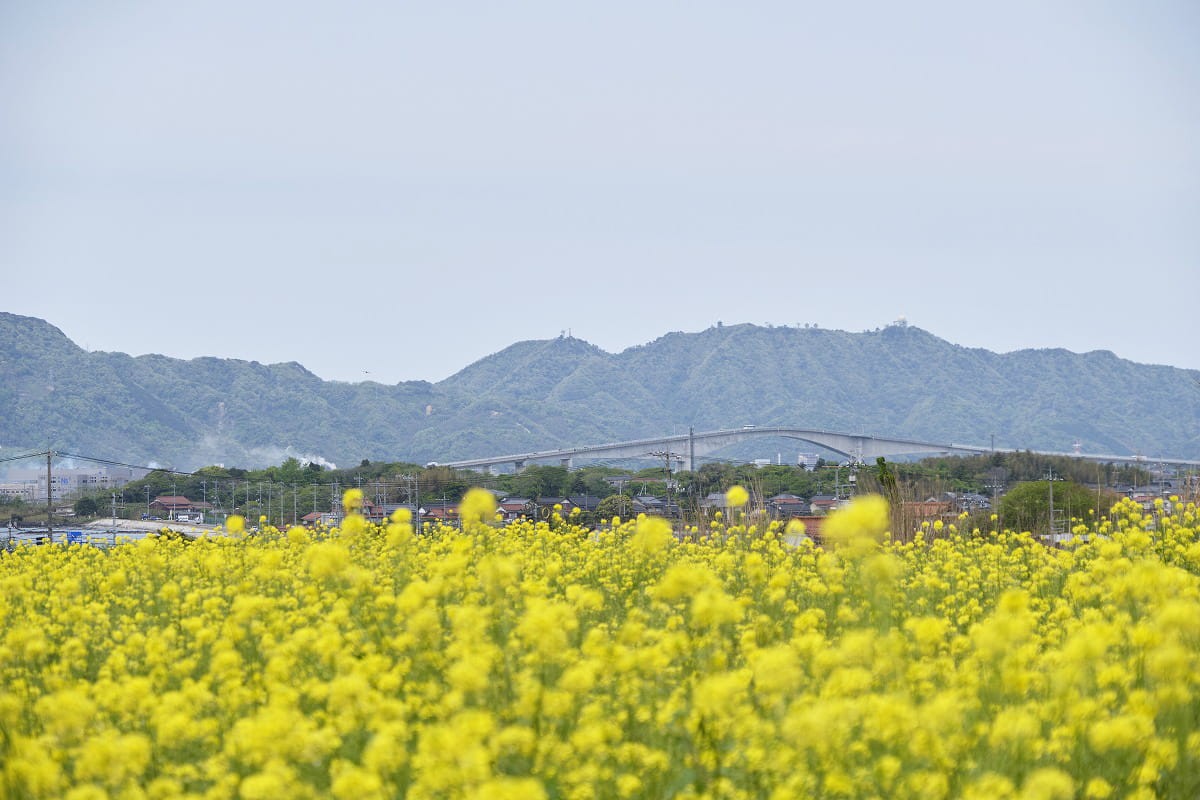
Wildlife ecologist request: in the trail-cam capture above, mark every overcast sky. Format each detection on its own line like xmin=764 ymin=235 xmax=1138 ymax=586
xmin=3 ymin=1 xmax=1197 ymax=384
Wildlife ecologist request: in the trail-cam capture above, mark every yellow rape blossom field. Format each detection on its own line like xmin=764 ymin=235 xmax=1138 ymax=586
xmin=2 ymin=489 xmax=1200 ymax=799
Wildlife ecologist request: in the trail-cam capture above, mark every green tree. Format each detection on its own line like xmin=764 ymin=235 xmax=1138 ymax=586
xmin=73 ymin=496 xmax=101 ymax=517
xmin=595 ymin=494 xmax=632 ymax=521
xmin=998 ymin=480 xmax=1115 ymax=534
xmin=510 ymin=466 xmax=569 ymax=499
xmin=274 ymin=457 xmax=307 ymax=485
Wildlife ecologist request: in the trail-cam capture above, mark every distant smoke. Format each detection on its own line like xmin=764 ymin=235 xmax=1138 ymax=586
xmin=298 ymin=454 xmax=338 ymax=470
xmin=176 ymin=434 xmax=339 ymax=471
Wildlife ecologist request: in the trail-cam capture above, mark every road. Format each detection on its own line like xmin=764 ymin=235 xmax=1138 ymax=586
xmin=83 ymin=517 xmax=220 ymax=539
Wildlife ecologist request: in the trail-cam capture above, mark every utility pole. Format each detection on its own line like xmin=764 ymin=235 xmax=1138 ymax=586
xmin=1048 ymin=469 xmax=1055 ymax=538
xmin=1045 ymin=468 xmax=1063 ymax=540
xmin=985 ymin=467 xmax=1006 ymax=521
xmin=648 ymin=450 xmax=681 ymax=520
xmin=400 ymin=474 xmax=420 ymax=532
xmin=46 ymin=450 xmax=53 ymax=538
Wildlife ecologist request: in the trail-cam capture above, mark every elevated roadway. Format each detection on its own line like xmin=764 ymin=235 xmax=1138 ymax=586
xmin=439 ymin=426 xmax=1200 ymax=473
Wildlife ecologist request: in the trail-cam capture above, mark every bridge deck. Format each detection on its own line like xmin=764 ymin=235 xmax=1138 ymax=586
xmin=439 ymin=427 xmax=1200 ymax=472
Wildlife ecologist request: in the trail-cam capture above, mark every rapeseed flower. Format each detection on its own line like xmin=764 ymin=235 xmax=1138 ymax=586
xmin=822 ymin=494 xmax=890 ymax=556
xmin=459 ymin=487 xmax=498 ymax=527
xmin=630 ymin=514 xmax=673 ymax=553
xmin=725 ymin=485 xmax=750 ymax=508
xmin=1 ymin=489 xmax=1198 ymax=798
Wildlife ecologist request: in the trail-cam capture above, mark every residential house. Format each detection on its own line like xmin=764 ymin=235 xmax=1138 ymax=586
xmin=359 ymin=501 xmax=384 ymax=523
xmin=902 ymin=498 xmax=955 ymax=523
xmin=422 ymin=501 xmax=459 ymax=525
xmin=535 ymin=497 xmax=572 ymax=518
xmin=149 ymin=495 xmax=213 ymax=521
xmin=498 ymin=498 xmax=532 ymax=522
xmin=381 ymin=503 xmax=420 ymax=520
xmin=768 ymin=493 xmax=810 ymax=519
xmin=808 ymin=495 xmax=840 ymax=515
xmin=632 ymin=495 xmax=681 ymax=517
xmin=301 ymin=511 xmax=340 ymax=526
xmin=956 ymin=492 xmax=992 ymax=511
xmin=1129 ymin=492 xmax=1161 ymax=512
xmin=632 ymin=495 xmax=664 ymax=514
xmin=567 ymin=495 xmax=603 ymax=514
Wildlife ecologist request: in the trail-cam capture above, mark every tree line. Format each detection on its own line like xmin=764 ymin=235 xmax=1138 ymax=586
xmin=15 ymin=450 xmax=1169 ymax=532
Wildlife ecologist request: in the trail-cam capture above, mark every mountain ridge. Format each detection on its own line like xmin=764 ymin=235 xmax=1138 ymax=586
xmin=1 ymin=312 xmax=1197 ymax=468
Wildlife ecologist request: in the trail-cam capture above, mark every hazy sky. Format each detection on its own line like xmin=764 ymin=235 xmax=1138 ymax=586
xmin=3 ymin=2 xmax=1197 ymax=384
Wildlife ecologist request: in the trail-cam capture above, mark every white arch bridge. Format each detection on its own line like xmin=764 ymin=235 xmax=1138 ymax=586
xmin=438 ymin=427 xmax=1200 ymax=473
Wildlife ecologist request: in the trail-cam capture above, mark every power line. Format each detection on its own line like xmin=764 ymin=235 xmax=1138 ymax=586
xmin=56 ymin=451 xmax=194 ymax=475
xmin=0 ymin=450 xmax=50 ymax=465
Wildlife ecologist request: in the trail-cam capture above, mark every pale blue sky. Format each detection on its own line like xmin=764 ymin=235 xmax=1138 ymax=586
xmin=2 ymin=1 xmax=1197 ymax=382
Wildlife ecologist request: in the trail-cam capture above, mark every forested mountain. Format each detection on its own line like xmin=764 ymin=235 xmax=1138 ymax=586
xmin=2 ymin=312 xmax=1197 ymax=468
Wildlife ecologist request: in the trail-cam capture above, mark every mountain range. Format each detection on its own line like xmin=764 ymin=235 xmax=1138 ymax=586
xmin=2 ymin=312 xmax=1197 ymax=469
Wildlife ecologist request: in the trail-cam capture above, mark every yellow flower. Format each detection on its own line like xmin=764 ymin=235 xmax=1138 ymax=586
xmin=630 ymin=515 xmax=673 ymax=553
xmin=726 ymin=485 xmax=750 ymax=508
xmin=652 ymin=563 xmax=717 ymax=602
xmin=690 ymin=587 xmax=742 ymax=627
xmin=307 ymin=541 xmax=351 ymax=580
xmin=1019 ymin=768 xmax=1075 ymax=800
xmin=226 ymin=514 xmax=246 ymax=535
xmin=822 ymin=494 xmax=890 ymax=555
xmin=693 ymin=670 xmax=751 ymax=718
xmin=466 ymin=778 xmax=548 ymax=800
xmin=3 ymin=480 xmax=1198 ymax=798
xmin=785 ymin=518 xmax=808 ymax=541
xmin=459 ymin=487 xmax=497 ymax=527
xmin=343 ymin=487 xmax=364 ymax=512
xmin=749 ymin=645 xmax=803 ymax=696
xmin=331 ymin=762 xmax=386 ymax=800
